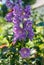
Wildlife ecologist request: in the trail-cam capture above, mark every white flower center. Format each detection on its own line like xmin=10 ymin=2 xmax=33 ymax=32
xmin=20 ymin=23 xmax=23 ymax=28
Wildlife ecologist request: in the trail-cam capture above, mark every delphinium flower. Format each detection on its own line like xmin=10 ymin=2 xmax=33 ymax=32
xmin=5 ymin=12 xmax=13 ymax=22
xmin=19 ymin=48 xmax=30 ymax=58
xmin=24 ymin=20 xmax=34 ymax=40
xmin=6 ymin=0 xmax=23 ymax=9
xmin=6 ymin=0 xmax=13 ymax=9
xmin=15 ymin=0 xmax=23 ymax=6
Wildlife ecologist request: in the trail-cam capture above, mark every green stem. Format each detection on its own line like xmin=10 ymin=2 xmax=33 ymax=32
xmin=10 ymin=53 xmax=15 ymax=65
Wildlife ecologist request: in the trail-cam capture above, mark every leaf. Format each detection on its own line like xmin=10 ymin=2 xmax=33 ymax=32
xmin=0 ymin=17 xmax=6 ymax=24
xmin=26 ymin=40 xmax=34 ymax=48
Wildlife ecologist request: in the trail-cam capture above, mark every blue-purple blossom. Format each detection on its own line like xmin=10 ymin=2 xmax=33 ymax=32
xmin=15 ymin=0 xmax=23 ymax=6
xmin=13 ymin=26 xmax=26 ymax=41
xmin=24 ymin=20 xmax=32 ymax=31
xmin=24 ymin=5 xmax=31 ymax=18
xmin=28 ymin=29 xmax=34 ymax=41
xmin=19 ymin=48 xmax=30 ymax=58
xmin=5 ymin=12 xmax=13 ymax=22
xmin=13 ymin=4 xmax=23 ymax=19
xmin=6 ymin=0 xmax=13 ymax=9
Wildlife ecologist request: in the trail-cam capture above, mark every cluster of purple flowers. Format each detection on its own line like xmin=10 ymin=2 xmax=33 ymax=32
xmin=5 ymin=4 xmax=34 ymax=43
xmin=6 ymin=0 xmax=23 ymax=9
xmin=5 ymin=0 xmax=34 ymax=58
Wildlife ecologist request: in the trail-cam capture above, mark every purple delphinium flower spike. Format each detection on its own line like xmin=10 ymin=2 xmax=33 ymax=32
xmin=12 ymin=4 xmax=34 ymax=43
xmin=5 ymin=0 xmax=34 ymax=44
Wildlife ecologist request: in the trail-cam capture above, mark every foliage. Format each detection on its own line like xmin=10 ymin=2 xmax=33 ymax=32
xmin=23 ymin=0 xmax=36 ymax=5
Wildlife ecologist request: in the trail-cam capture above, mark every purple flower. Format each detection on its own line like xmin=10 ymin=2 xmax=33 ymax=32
xmin=13 ymin=4 xmax=23 ymax=18
xmin=13 ymin=35 xmax=18 ymax=44
xmin=24 ymin=5 xmax=31 ymax=18
xmin=28 ymin=29 xmax=34 ymax=40
xmin=6 ymin=0 xmax=13 ymax=9
xmin=13 ymin=17 xmax=20 ymax=24
xmin=19 ymin=48 xmax=30 ymax=58
xmin=15 ymin=0 xmax=23 ymax=6
xmin=23 ymin=20 xmax=34 ymax=40
xmin=13 ymin=26 xmax=26 ymax=41
xmin=25 ymin=5 xmax=31 ymax=14
xmin=5 ymin=12 xmax=13 ymax=22
xmin=13 ymin=4 xmax=31 ymax=21
xmin=24 ymin=20 xmax=32 ymax=31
